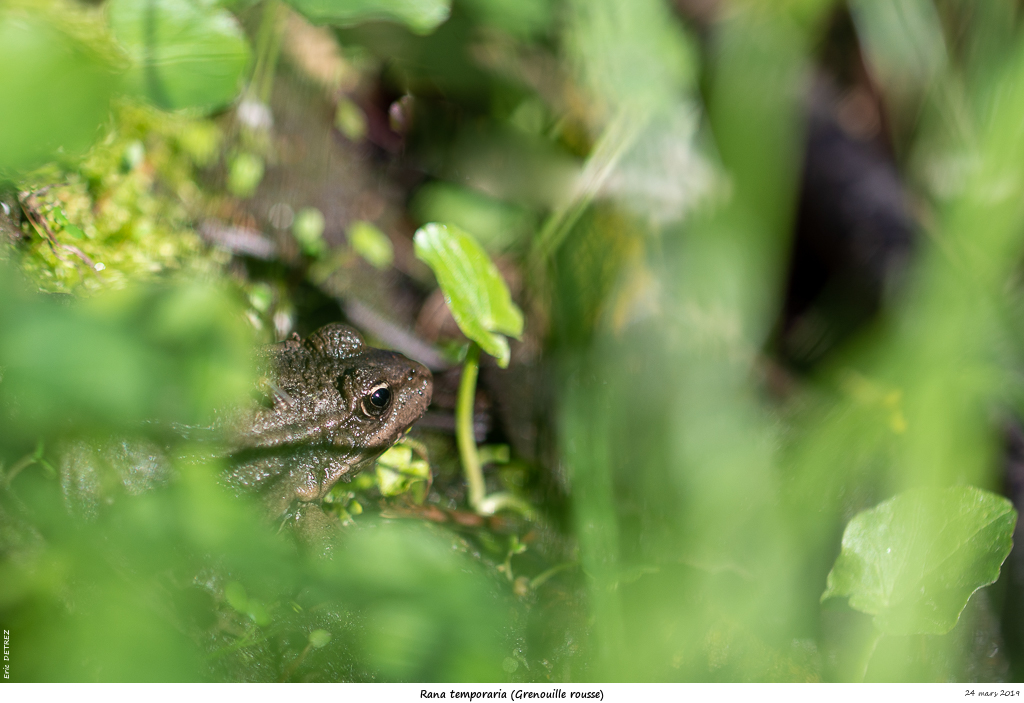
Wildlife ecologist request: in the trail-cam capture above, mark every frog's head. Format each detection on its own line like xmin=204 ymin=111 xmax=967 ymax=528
xmin=226 ymin=323 xmax=432 ymax=509
xmin=304 ymin=323 xmax=434 ymax=454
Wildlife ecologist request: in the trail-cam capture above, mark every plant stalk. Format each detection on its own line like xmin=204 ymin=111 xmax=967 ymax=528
xmin=857 ymin=629 xmax=884 ymax=682
xmin=457 ymin=342 xmax=485 ymax=510
xmin=250 ymin=0 xmax=285 ymax=104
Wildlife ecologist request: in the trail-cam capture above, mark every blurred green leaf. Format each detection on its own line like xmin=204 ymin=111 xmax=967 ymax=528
xmin=567 ymin=0 xmax=696 ymax=113
xmin=224 ymin=581 xmax=248 ymax=612
xmin=327 ymin=519 xmax=506 ymax=680
xmin=227 ymin=152 xmax=264 ymax=198
xmin=286 ymin=0 xmax=452 ymax=34
xmin=293 ymin=207 xmax=327 ymax=257
xmin=411 ymin=182 xmax=533 ymax=252
xmin=0 ymin=10 xmax=120 ymax=172
xmin=363 ymin=603 xmax=436 ymax=679
xmin=460 ymin=0 xmax=551 ymax=38
xmin=108 ymin=0 xmax=251 ymax=112
xmin=335 ymin=98 xmax=367 ymax=140
xmin=376 ymin=444 xmax=430 ymax=498
xmin=348 ymin=220 xmax=394 ymax=269
xmin=822 ymin=486 xmax=1016 ymax=635
xmin=413 ymin=223 xmax=523 ymax=367
xmin=0 ymin=269 xmax=255 ymax=433
xmin=849 ymin=0 xmax=947 ymax=94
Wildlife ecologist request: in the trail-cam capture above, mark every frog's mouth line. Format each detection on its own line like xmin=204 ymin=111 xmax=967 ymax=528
xmin=226 ymin=441 xmax=378 ymax=469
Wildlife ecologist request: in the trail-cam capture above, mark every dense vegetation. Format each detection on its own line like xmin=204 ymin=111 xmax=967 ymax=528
xmin=2 ymin=0 xmax=1024 ymax=683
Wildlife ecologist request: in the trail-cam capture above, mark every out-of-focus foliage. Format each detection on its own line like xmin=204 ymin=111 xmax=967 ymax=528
xmin=16 ymin=103 xmax=221 ymax=295
xmin=0 ymin=4 xmax=123 ymax=172
xmin=289 ymin=0 xmax=452 ymax=34
xmin=348 ymin=220 xmax=394 ymax=269
xmin=0 ymin=260 xmax=508 ymax=681
xmin=823 ymin=487 xmax=1016 ymax=636
xmin=0 ymin=271 xmax=254 ymax=434
xmin=411 ymin=183 xmax=534 ymax=253
xmin=4 ymin=0 xmax=1024 ymax=685
xmin=109 ymin=0 xmax=252 ymax=112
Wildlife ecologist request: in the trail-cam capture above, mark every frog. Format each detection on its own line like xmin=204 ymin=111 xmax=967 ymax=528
xmin=222 ymin=322 xmax=433 ymax=519
xmin=59 ymin=323 xmax=433 ymax=526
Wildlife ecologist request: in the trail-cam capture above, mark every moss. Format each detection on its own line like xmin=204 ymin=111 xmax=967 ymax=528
xmin=15 ymin=101 xmax=230 ymax=295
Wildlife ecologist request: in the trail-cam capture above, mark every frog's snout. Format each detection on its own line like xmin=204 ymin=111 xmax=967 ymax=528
xmin=406 ymin=360 xmax=433 ymax=416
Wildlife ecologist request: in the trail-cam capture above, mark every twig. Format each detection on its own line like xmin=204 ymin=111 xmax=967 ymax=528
xmin=18 ymin=192 xmax=101 ymax=272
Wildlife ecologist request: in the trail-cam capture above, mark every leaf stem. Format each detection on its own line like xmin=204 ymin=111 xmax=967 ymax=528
xmin=250 ymin=0 xmax=285 ymax=104
xmin=457 ymin=342 xmax=485 ymax=510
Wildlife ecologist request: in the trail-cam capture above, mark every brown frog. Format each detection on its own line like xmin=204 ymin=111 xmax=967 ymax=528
xmin=223 ymin=323 xmax=433 ymax=518
xmin=59 ymin=323 xmax=432 ymax=524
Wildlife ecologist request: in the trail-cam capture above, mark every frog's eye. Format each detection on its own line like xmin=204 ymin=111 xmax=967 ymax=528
xmin=361 ymin=384 xmax=392 ymax=417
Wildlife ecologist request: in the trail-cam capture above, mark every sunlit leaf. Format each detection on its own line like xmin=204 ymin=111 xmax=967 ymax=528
xmin=286 ymin=0 xmax=451 ymax=34
xmin=109 ymin=0 xmax=250 ymax=112
xmin=413 ymin=223 xmax=523 ymax=367
xmin=822 ymin=486 xmax=1016 ymax=635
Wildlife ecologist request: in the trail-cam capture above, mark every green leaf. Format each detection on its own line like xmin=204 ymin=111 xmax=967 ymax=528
xmin=376 ymin=445 xmax=430 ymax=498
xmin=822 ymin=486 xmax=1016 ymax=635
xmin=286 ymin=0 xmax=452 ymax=34
xmin=0 ymin=11 xmax=120 ymax=172
xmin=413 ymin=223 xmax=523 ymax=367
xmin=108 ymin=0 xmax=251 ymax=112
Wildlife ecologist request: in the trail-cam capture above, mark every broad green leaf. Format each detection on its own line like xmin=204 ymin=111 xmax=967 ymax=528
xmin=0 ymin=11 xmax=120 ymax=172
xmin=413 ymin=223 xmax=523 ymax=367
xmin=109 ymin=0 xmax=250 ymax=112
xmin=286 ymin=0 xmax=451 ymax=34
xmin=822 ymin=486 xmax=1016 ymax=635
